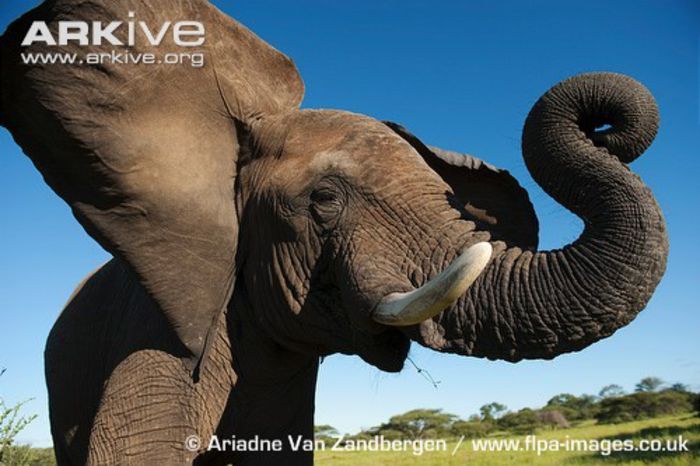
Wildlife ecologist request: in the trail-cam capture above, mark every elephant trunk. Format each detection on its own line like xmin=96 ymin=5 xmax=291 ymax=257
xmin=413 ymin=73 xmax=669 ymax=361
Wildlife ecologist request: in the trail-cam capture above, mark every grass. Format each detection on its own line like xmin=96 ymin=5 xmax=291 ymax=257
xmin=4 ymin=414 xmax=697 ymax=465
xmin=315 ymin=413 xmax=699 ymax=465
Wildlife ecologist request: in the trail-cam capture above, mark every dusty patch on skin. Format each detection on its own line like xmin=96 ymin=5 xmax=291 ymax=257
xmin=308 ymin=149 xmax=359 ymax=174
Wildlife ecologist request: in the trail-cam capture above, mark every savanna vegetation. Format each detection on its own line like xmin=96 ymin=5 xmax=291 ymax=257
xmin=316 ymin=377 xmax=698 ymax=465
xmin=318 ymin=377 xmax=697 ymax=443
xmin=316 ymin=414 xmax=699 ymax=465
xmin=2 ymin=375 xmax=697 ymax=465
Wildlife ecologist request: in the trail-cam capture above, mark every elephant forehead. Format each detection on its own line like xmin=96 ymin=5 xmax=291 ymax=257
xmin=267 ymin=110 xmax=445 ymax=188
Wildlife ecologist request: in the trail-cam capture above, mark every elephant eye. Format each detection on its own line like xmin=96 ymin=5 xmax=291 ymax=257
xmin=309 ymin=187 xmax=343 ymax=227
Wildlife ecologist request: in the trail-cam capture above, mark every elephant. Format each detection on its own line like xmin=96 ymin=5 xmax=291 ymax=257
xmin=0 ymin=0 xmax=668 ymax=465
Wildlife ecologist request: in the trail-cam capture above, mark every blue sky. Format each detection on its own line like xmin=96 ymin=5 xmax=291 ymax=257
xmin=1 ymin=0 xmax=698 ymax=447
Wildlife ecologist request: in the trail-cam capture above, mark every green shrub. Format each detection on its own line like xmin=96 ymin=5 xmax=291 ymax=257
xmin=1 ymin=446 xmax=55 ymax=466
xmin=1 ymin=369 xmax=42 ymax=466
xmin=1 ymin=396 xmax=38 ymax=464
xmin=497 ymin=408 xmax=542 ymax=434
xmin=450 ymin=420 xmax=493 ymax=438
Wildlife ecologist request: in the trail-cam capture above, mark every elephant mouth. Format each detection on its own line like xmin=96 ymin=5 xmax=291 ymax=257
xmin=355 ymin=327 xmax=410 ymax=373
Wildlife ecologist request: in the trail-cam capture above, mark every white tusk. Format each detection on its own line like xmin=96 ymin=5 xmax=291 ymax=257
xmin=372 ymin=242 xmax=493 ymax=326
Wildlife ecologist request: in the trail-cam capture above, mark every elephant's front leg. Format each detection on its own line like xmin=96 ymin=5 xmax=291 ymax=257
xmin=86 ymin=315 xmax=235 ymax=465
xmin=87 ymin=349 xmax=200 ymax=465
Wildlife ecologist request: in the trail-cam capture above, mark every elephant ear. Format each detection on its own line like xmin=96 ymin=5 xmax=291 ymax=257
xmin=385 ymin=122 xmax=538 ymax=250
xmin=0 ymin=0 xmax=304 ymax=374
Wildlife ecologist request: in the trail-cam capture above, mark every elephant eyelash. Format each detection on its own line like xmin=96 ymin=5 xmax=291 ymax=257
xmin=310 ymin=189 xmax=339 ymax=204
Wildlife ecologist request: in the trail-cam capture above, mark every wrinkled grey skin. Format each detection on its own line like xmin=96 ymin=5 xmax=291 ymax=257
xmin=0 ymin=1 xmax=667 ymax=465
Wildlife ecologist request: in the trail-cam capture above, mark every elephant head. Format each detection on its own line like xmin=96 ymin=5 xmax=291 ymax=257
xmin=0 ymin=0 xmax=668 ymax=378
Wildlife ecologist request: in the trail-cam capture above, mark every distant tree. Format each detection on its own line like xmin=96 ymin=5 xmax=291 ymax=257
xmin=314 ymin=425 xmax=339 ymax=437
xmin=479 ymin=402 xmax=507 ymax=422
xmin=599 ymin=384 xmax=625 ymax=399
xmin=545 ymin=393 xmax=598 ymax=421
xmin=595 ymin=390 xmax=694 ymax=424
xmin=370 ymin=409 xmax=458 ymax=439
xmin=635 ymin=377 xmax=664 ymax=393
xmin=668 ymin=383 xmax=689 ymax=393
xmin=314 ymin=424 xmax=339 ymax=446
xmin=547 ymin=393 xmax=577 ymax=406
